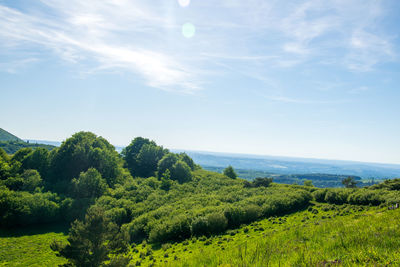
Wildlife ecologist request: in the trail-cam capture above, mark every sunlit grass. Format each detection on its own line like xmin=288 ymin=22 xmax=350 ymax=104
xmin=129 ymin=204 xmax=400 ymax=266
xmin=0 ymin=224 xmax=67 ymax=267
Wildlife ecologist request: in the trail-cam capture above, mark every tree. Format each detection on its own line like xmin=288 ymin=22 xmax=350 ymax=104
xmin=179 ymin=153 xmax=196 ymax=170
xmin=71 ymin=168 xmax=108 ymax=199
xmin=11 ymin=148 xmax=33 ymax=163
xmin=48 ymin=132 xmax=123 ymax=189
xmin=122 ymin=137 xmax=157 ymax=177
xmin=21 ymin=148 xmax=49 ymax=178
xmin=0 ymin=148 xmax=9 ymax=162
xmin=21 ymin=169 xmax=42 ymax=192
xmin=252 ymin=177 xmax=273 ymax=187
xmin=303 ymin=180 xmax=314 ymax=187
xmin=0 ymin=149 xmax=11 ymax=180
xmin=342 ymin=177 xmax=358 ymax=188
xmin=51 ymin=206 xmax=129 ymax=267
xmin=171 ymin=160 xmax=192 ymax=183
xmin=157 ymin=153 xmax=178 ymax=178
xmin=135 ymin=144 xmax=165 ymax=177
xmin=223 ymin=165 xmax=237 ymax=179
xmin=160 ymin=169 xmax=173 ymax=191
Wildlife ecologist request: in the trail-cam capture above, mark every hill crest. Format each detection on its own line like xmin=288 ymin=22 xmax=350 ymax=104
xmin=0 ymin=128 xmax=22 ymax=142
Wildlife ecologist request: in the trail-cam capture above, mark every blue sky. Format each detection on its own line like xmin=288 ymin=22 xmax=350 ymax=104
xmin=1 ymin=0 xmax=399 ymax=164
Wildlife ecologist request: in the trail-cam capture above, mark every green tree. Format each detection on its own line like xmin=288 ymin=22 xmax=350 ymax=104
xmin=49 ymin=132 xmax=123 ymax=189
xmin=223 ymin=165 xmax=237 ymax=179
xmin=0 ymin=148 xmax=9 ymax=162
xmin=0 ymin=148 xmax=11 ymax=180
xmin=122 ymin=137 xmax=155 ymax=177
xmin=342 ymin=177 xmax=358 ymax=188
xmin=157 ymin=153 xmax=178 ymax=178
xmin=21 ymin=148 xmax=49 ymax=178
xmin=171 ymin=160 xmax=192 ymax=183
xmin=11 ymin=147 xmax=33 ymax=163
xmin=179 ymin=153 xmax=196 ymax=170
xmin=253 ymin=177 xmax=273 ymax=187
xmin=160 ymin=169 xmax=173 ymax=191
xmin=135 ymin=144 xmax=165 ymax=177
xmin=71 ymin=168 xmax=108 ymax=199
xmin=303 ymin=180 xmax=314 ymax=187
xmin=51 ymin=206 xmax=129 ymax=267
xmin=21 ymin=169 xmax=42 ymax=192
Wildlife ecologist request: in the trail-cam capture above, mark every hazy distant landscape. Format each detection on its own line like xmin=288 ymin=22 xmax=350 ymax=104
xmin=181 ymin=150 xmax=400 ymax=178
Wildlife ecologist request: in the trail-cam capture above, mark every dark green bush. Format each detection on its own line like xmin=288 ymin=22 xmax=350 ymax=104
xmin=148 ymin=215 xmax=191 ymax=243
xmin=312 ymin=189 xmax=328 ymax=202
xmin=0 ymin=186 xmax=62 ymax=227
xmin=191 ymin=212 xmax=228 ymax=236
xmin=347 ymin=190 xmax=383 ymax=205
xmin=324 ymin=189 xmax=353 ymax=204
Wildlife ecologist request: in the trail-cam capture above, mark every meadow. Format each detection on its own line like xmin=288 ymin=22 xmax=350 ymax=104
xmin=3 ymin=203 xmax=398 ymax=266
xmin=129 ymin=203 xmax=400 ymax=266
xmin=0 ymin=224 xmax=67 ymax=267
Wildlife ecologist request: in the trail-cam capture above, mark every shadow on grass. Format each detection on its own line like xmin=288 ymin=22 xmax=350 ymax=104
xmin=0 ymin=222 xmax=70 ymax=237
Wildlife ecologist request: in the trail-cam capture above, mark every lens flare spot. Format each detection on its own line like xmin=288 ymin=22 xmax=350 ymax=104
xmin=178 ymin=0 xmax=190 ymax=7
xmin=182 ymin=23 xmax=195 ymax=38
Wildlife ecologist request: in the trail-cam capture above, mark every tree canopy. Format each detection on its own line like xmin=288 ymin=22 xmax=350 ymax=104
xmin=122 ymin=137 xmax=167 ymax=178
xmin=223 ymin=165 xmax=237 ymax=179
xmin=48 ymin=132 xmax=124 ymax=189
xmin=342 ymin=177 xmax=358 ymax=188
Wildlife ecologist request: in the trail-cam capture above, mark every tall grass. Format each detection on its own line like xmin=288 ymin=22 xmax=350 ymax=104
xmin=129 ymin=204 xmax=400 ymax=266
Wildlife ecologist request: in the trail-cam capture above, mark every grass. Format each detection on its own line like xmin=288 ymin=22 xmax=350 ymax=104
xmin=129 ymin=203 xmax=400 ymax=266
xmin=1 ymin=204 xmax=400 ymax=266
xmin=0 ymin=224 xmax=68 ymax=267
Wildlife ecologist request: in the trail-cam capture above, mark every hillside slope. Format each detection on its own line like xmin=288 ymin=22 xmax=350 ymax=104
xmin=0 ymin=141 xmax=55 ymax=154
xmin=130 ymin=204 xmax=400 ymax=266
xmin=0 ymin=128 xmax=22 ymax=142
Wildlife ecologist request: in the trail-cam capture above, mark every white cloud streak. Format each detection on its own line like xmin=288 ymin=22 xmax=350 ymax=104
xmin=0 ymin=0 xmax=397 ymax=93
xmin=0 ymin=2 xmax=200 ymax=93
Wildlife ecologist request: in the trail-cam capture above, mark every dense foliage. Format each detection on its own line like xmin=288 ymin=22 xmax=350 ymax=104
xmin=48 ymin=132 xmax=127 ymax=190
xmin=1 ymin=131 xmax=400 ymax=266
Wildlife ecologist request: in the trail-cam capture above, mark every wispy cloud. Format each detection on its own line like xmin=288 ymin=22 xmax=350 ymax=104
xmin=0 ymin=0 xmax=397 ymax=93
xmin=0 ymin=2 xmax=200 ymax=93
xmin=345 ymin=30 xmax=395 ymax=71
xmin=0 ymin=57 xmax=39 ymax=73
xmin=262 ymin=94 xmax=350 ymax=105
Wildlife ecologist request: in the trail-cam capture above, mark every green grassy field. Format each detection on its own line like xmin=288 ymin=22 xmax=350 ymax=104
xmin=0 ymin=224 xmax=67 ymax=267
xmin=1 ymin=204 xmax=399 ymax=266
xmin=129 ymin=203 xmax=400 ymax=266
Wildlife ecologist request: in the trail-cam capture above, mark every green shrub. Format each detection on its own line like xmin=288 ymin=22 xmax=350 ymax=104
xmin=312 ymin=189 xmax=328 ymax=202
xmin=191 ymin=212 xmax=228 ymax=236
xmin=324 ymin=189 xmax=353 ymax=204
xmin=348 ymin=190 xmax=383 ymax=205
xmin=0 ymin=186 xmax=62 ymax=227
xmin=148 ymin=215 xmax=191 ymax=243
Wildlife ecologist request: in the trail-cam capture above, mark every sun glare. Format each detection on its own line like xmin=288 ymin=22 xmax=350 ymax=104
xmin=178 ymin=0 xmax=190 ymax=7
xmin=182 ymin=22 xmax=195 ymax=38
